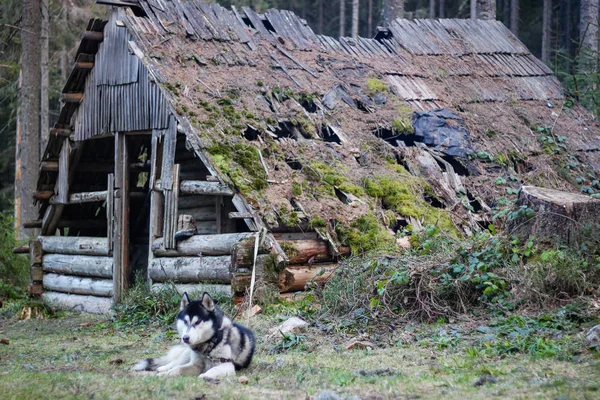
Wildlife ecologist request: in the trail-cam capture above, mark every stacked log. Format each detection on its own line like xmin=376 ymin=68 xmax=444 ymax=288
xmin=38 ymin=236 xmax=114 ymax=312
xmin=150 ymin=233 xmax=255 ymax=297
xmin=231 ymin=235 xmax=350 ymax=298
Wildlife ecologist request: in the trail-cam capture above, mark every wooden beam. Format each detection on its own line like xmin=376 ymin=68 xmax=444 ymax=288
xmin=149 ymin=256 xmax=232 ymax=284
xmin=39 ymin=236 xmax=109 ymax=256
xmin=60 ymin=93 xmax=83 ymax=103
xmin=43 ymin=273 xmax=113 ymax=297
xmin=23 ymin=220 xmax=42 ymax=228
xmin=12 ymin=244 xmax=30 ymax=254
xmin=49 ymin=127 xmax=72 ymax=137
xmin=82 ymin=31 xmax=103 ymax=41
xmin=228 ymin=212 xmax=254 ymax=219
xmin=107 ymin=174 xmax=114 ymax=254
xmin=49 ymin=190 xmax=108 ymax=205
xmin=73 ymin=61 xmax=94 ymax=70
xmin=33 ymin=191 xmax=54 ymax=200
xmin=40 ymin=161 xmax=58 ymax=171
xmin=54 ymin=139 xmax=70 ymax=204
xmin=113 ymin=133 xmax=129 ymax=300
xmin=42 ymin=292 xmax=112 ymax=314
xmin=43 ymin=254 xmax=113 ymax=278
xmin=179 ymin=181 xmax=234 ymax=196
xmin=151 ymin=233 xmax=254 ymax=257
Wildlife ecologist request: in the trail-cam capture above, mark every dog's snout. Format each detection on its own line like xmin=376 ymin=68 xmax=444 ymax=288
xmin=182 ymin=335 xmax=190 ymax=343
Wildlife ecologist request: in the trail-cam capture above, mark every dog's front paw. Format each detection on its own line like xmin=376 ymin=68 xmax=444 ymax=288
xmin=156 ymin=365 xmax=169 ymax=373
xmin=200 ymin=374 xmax=221 ymax=384
xmin=158 ymin=368 xmax=181 ymax=377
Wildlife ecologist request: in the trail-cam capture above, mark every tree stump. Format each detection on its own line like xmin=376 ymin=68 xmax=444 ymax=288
xmin=509 ymin=186 xmax=600 ymax=246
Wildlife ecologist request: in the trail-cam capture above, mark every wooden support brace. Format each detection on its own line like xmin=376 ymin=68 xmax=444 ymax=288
xmin=61 ymin=93 xmax=83 ymax=103
xmin=82 ymin=31 xmax=104 ymax=41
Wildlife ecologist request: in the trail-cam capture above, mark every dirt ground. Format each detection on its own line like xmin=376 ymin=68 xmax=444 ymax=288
xmin=1 ymin=308 xmax=599 ymax=400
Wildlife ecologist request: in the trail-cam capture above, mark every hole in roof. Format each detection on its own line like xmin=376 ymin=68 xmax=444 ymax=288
xmin=441 ymin=155 xmax=470 ymax=176
xmin=272 ymin=121 xmax=311 ymax=141
xmin=131 ymin=6 xmax=146 ymax=18
xmin=466 ymin=190 xmax=483 ymax=212
xmin=286 ymin=159 xmax=303 ymax=170
xmin=243 ymin=125 xmax=261 ymax=141
xmin=424 ymin=194 xmax=444 ymax=209
xmin=241 ymin=16 xmax=254 ymax=29
xmin=262 ymin=18 xmax=276 ymax=33
xmin=391 ymin=217 xmax=408 ymax=233
xmin=298 ymin=96 xmax=317 ymax=113
xmin=371 ymin=127 xmax=422 ymax=147
xmin=321 ymin=125 xmax=342 ymax=144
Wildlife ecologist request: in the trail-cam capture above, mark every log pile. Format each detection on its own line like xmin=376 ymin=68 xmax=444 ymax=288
xmin=37 ymin=236 xmax=114 ymax=313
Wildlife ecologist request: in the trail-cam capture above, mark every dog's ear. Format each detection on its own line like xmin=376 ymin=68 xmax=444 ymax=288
xmin=201 ymin=292 xmax=214 ymax=311
xmin=180 ymin=292 xmax=190 ymax=310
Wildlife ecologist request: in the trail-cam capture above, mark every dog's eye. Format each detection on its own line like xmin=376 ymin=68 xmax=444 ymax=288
xmin=194 ymin=321 xmax=201 ymax=326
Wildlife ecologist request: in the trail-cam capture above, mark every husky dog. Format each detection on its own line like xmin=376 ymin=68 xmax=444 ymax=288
xmin=133 ymin=292 xmax=255 ymax=379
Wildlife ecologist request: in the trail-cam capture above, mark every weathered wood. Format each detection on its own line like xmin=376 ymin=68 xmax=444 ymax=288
xmin=152 ymin=232 xmax=253 ymax=257
xmin=163 ymin=164 xmax=180 ymax=249
xmin=509 ymin=186 xmax=600 ymax=246
xmin=42 ymin=292 xmax=112 ymax=314
xmin=33 ymin=191 xmax=54 ymax=200
xmin=82 ymin=31 xmax=104 ymax=41
xmin=50 ymin=190 xmax=108 ymax=204
xmin=54 ymin=138 xmax=70 ymax=204
xmin=278 ymin=239 xmax=340 ymax=265
xmin=42 ymin=204 xmax=64 ymax=235
xmin=42 ymin=254 xmax=113 ymax=278
xmin=279 ymin=264 xmax=337 ymax=293
xmin=152 ymin=283 xmax=231 ymax=297
xmin=12 ymin=244 xmax=30 ymax=254
xmin=231 ymin=272 xmax=252 ymax=294
xmin=149 ymin=256 xmax=231 ymax=283
xmin=183 ymin=206 xmax=215 ymax=221
xmin=113 ymin=133 xmax=129 ymax=300
xmin=231 ymin=235 xmax=270 ymax=269
xmin=179 ymin=181 xmax=234 ymax=196
xmin=43 ymin=273 xmax=113 ymax=297
xmin=49 ymin=127 xmax=72 ymax=137
xmin=30 ymin=266 xmax=43 ymax=282
xmin=28 ymin=282 xmax=43 ymax=296
xmin=228 ymin=212 xmax=254 ymax=219
xmin=23 ymin=220 xmax=42 ymax=228
xmin=61 ymin=93 xmax=83 ymax=103
xmin=147 ymin=131 xmax=163 ymax=282
xmin=73 ymin=61 xmax=94 ymax=70
xmin=107 ymin=174 xmax=114 ymax=253
xmin=39 ymin=236 xmax=109 ymax=256
xmin=29 ymin=239 xmax=43 ymax=265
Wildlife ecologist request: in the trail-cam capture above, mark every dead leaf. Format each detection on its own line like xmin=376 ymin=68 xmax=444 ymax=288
xmin=344 ymin=340 xmax=375 ymax=350
xmin=109 ymin=359 xmax=124 ymax=365
xmin=1 ymin=338 xmax=9 ymax=345
xmin=243 ymin=305 xmax=261 ymax=319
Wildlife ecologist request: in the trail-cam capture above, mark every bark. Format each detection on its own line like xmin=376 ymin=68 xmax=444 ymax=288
xmin=42 ymin=254 xmax=113 ymax=278
xmin=178 ymin=180 xmax=234 ymax=196
xmin=439 ymin=0 xmax=445 ymax=18
xmin=383 ymin=0 xmax=404 ymax=25
xmin=368 ymin=0 xmax=373 ymax=36
xmin=580 ymin=0 xmax=599 ymax=74
xmin=148 ymin=256 xmax=232 ymax=283
xmin=39 ymin=236 xmax=110 ymax=256
xmin=340 ymin=0 xmax=346 ymax=37
xmin=508 ymin=186 xmax=600 ymax=246
xmin=477 ymin=0 xmax=497 ymax=20
xmin=40 ymin=0 xmax=49 ymax=156
xmin=429 ymin=0 xmax=435 ymax=18
xmin=278 ymin=264 xmax=337 ymax=293
xmin=151 ymin=232 xmax=254 ymax=257
xmin=541 ymin=0 xmax=552 ymax=63
xmin=510 ymin=0 xmax=519 ymax=35
xmin=351 ymin=0 xmax=359 ymax=39
xmin=43 ymin=273 xmax=113 ymax=297
xmin=16 ymin=0 xmax=42 ymax=238
xmin=43 ymin=292 xmax=112 ymax=314
xmin=319 ymin=0 xmax=324 ymax=34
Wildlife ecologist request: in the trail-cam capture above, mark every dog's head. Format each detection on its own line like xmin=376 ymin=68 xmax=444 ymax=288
xmin=176 ymin=292 xmax=218 ymax=346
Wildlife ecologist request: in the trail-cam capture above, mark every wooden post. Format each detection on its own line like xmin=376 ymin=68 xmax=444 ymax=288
xmin=113 ymin=133 xmax=130 ymax=301
xmin=107 ymin=174 xmax=114 ymax=254
xmin=147 ymin=131 xmax=163 ymax=283
xmin=163 ymin=164 xmax=180 ymax=249
xmin=54 ymin=139 xmax=70 ymax=204
xmin=28 ymin=240 xmax=43 ymax=296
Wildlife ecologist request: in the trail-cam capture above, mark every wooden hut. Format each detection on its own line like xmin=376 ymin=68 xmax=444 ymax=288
xmin=23 ymin=0 xmax=600 ymax=313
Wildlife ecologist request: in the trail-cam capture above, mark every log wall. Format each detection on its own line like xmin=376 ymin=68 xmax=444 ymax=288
xmin=149 ymin=256 xmax=231 ymax=283
xmin=43 ymin=292 xmax=112 ymax=314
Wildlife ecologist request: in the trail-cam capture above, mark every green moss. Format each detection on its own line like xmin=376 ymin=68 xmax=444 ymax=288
xmin=257 ymin=80 xmax=264 ymax=87
xmin=335 ymin=215 xmax=396 ymax=254
xmin=292 ymin=181 xmax=303 ymax=196
xmin=279 ymin=206 xmax=300 ymax=227
xmin=163 ymin=82 xmax=180 ymax=96
xmin=364 ymin=175 xmax=456 ymax=235
xmin=309 ymin=216 xmax=327 ymax=229
xmin=206 ymin=142 xmax=268 ymax=194
xmin=367 ymin=78 xmax=388 ymax=95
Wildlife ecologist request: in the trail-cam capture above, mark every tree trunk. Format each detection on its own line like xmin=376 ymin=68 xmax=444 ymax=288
xmin=471 ymin=0 xmax=476 ymax=19
xmin=429 ymin=0 xmax=435 ymax=18
xmin=340 ymin=0 xmax=346 ymax=37
xmin=383 ymin=0 xmax=404 ymax=25
xmin=40 ymin=0 xmax=49 ymax=156
xmin=351 ymin=0 xmax=359 ymax=38
xmin=16 ymin=0 xmax=42 ymax=238
xmin=504 ymin=0 xmax=510 ymax=26
xmin=580 ymin=0 xmax=599 ymax=74
xmin=477 ymin=0 xmax=497 ymax=19
xmin=439 ymin=0 xmax=445 ymax=18
xmin=368 ymin=0 xmax=373 ymax=36
xmin=541 ymin=0 xmax=552 ymax=63
xmin=510 ymin=0 xmax=519 ymax=35
xmin=319 ymin=0 xmax=324 ymax=34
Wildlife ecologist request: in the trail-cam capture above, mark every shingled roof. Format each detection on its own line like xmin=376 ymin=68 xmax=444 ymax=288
xmin=41 ymin=0 xmax=600 ymax=246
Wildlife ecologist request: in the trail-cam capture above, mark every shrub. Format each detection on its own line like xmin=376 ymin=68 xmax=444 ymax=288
xmin=0 ymin=212 xmax=28 ymax=293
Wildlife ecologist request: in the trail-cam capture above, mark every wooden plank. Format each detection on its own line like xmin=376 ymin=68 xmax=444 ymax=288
xmin=50 ymin=190 xmax=108 ymax=205
xmin=113 ymin=133 xmax=129 ymax=300
xmin=54 ymin=139 xmax=70 ymax=204
xmin=42 ymin=292 xmax=112 ymax=314
xmin=152 ymin=283 xmax=231 ymax=297
xmin=163 ymin=164 xmax=180 ymax=249
xmin=39 ymin=236 xmax=109 ymax=256
xmin=181 ymin=205 xmax=215 ymax=221
xmin=179 ymin=181 xmax=234 ymax=196
xmin=43 ymin=273 xmax=113 ymax=297
xmin=107 ymin=174 xmax=114 ymax=254
xmin=228 ymin=212 xmax=254 ymax=219
xmin=30 ymin=266 xmax=43 ymax=282
xmin=43 ymin=254 xmax=113 ymax=278
xmin=29 ymin=239 xmax=43 ymax=265
xmin=151 ymin=232 xmax=253 ymax=257
xmin=149 ymin=256 xmax=232 ymax=283
xmin=61 ymin=93 xmax=83 ymax=103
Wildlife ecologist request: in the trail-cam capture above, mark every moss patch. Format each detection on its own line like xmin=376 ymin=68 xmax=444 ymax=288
xmin=367 ymin=78 xmax=388 ymax=95
xmin=206 ymin=142 xmax=268 ymax=194
xmin=305 ymin=162 xmax=365 ymax=197
xmin=335 ymin=214 xmax=396 ymax=254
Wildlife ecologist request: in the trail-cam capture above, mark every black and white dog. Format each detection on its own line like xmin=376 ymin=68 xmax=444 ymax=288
xmin=134 ymin=292 xmax=255 ymax=379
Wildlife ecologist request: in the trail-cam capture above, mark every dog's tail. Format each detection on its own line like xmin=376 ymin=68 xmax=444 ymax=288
xmin=133 ymin=358 xmax=158 ymax=371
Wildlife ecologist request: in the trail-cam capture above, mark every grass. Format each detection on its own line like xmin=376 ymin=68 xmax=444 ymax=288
xmin=0 ymin=308 xmax=599 ymax=399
